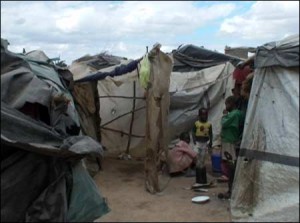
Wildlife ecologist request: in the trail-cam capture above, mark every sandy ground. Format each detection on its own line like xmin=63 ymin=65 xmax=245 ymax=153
xmin=94 ymin=156 xmax=231 ymax=222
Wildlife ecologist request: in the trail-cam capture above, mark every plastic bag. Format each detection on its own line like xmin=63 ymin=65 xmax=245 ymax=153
xmin=139 ymin=54 xmax=150 ymax=89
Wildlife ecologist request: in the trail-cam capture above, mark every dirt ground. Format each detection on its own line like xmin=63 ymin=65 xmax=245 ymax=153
xmin=94 ymin=156 xmax=231 ymax=222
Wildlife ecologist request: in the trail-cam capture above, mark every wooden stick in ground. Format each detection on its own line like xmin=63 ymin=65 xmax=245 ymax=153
xmin=126 ymin=81 xmax=136 ymax=154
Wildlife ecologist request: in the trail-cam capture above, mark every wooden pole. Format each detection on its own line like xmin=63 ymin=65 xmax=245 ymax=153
xmin=126 ymin=81 xmax=136 ymax=154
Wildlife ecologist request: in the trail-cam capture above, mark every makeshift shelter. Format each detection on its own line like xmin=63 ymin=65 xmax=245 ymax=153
xmin=71 ymin=45 xmax=173 ymax=193
xmin=70 ymin=54 xmax=146 ymax=155
xmin=1 ymin=39 xmax=110 ymax=222
xmin=70 ymin=44 xmax=245 ymax=195
xmin=70 ymin=45 xmax=243 ymax=157
xmin=230 ymin=34 xmax=299 ymax=222
xmin=69 ymin=53 xmax=127 ymax=174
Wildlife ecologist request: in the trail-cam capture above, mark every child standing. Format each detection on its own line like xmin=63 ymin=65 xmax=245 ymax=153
xmin=219 ymin=96 xmax=242 ymax=199
xmin=192 ymin=108 xmax=213 ymax=184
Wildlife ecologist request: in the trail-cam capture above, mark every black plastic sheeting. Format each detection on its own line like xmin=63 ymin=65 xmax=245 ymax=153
xmin=1 ymin=149 xmax=72 ymax=222
xmin=172 ymin=44 xmax=242 ymax=72
xmin=1 ymin=39 xmax=110 ymax=222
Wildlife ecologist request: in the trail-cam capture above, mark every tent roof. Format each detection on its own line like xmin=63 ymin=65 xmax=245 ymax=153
xmin=255 ymin=34 xmax=299 ymax=68
xmin=171 ymin=44 xmax=243 ymax=72
xmin=72 ymin=53 xmax=126 ymax=70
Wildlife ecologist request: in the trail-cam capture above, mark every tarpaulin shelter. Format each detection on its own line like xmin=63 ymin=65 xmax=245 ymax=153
xmin=230 ymin=34 xmax=299 ymax=222
xmin=70 ymin=43 xmax=249 ymax=194
xmin=70 ymin=55 xmax=146 ymax=156
xmin=69 ymin=53 xmax=129 ymax=174
xmin=1 ymin=39 xmax=110 ymax=222
xmin=71 ymin=45 xmax=174 ymax=193
xmin=70 ymin=45 xmax=244 ymax=156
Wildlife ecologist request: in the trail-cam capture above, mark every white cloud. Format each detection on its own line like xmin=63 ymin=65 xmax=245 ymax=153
xmin=55 ymin=7 xmax=94 ymax=33
xmin=1 ymin=1 xmax=237 ymax=64
xmin=219 ymin=1 xmax=299 ymax=42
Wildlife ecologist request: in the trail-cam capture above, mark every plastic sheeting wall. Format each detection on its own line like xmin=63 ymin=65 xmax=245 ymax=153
xmin=97 ymin=70 xmax=146 ymax=154
xmin=230 ymin=66 xmax=299 ymax=222
xmin=96 ymin=62 xmax=235 ymax=154
xmin=169 ymin=62 xmax=235 ymax=146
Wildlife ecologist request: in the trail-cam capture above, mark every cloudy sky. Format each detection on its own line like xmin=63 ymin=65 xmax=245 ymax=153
xmin=1 ymin=1 xmax=299 ymax=64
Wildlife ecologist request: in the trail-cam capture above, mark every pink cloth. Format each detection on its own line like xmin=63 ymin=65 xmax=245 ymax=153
xmin=168 ymin=141 xmax=197 ymax=173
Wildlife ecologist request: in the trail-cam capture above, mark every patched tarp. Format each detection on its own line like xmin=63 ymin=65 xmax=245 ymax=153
xmin=1 ymin=39 xmax=110 ymax=222
xmin=230 ymin=35 xmax=299 ymax=222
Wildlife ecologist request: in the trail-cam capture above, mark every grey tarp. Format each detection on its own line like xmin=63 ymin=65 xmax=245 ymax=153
xmin=230 ymin=35 xmax=299 ymax=222
xmin=1 ymin=39 xmax=110 ymax=222
xmin=168 ymin=62 xmax=235 ymax=147
xmin=1 ymin=108 xmax=108 ymax=221
xmin=172 ymin=44 xmax=242 ymax=72
xmin=255 ymin=34 xmax=299 ymax=68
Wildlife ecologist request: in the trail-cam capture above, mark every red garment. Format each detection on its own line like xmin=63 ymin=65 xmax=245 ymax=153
xmin=168 ymin=141 xmax=197 ymax=173
xmin=233 ymin=65 xmax=251 ymax=84
xmin=221 ymin=160 xmax=230 ymax=177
